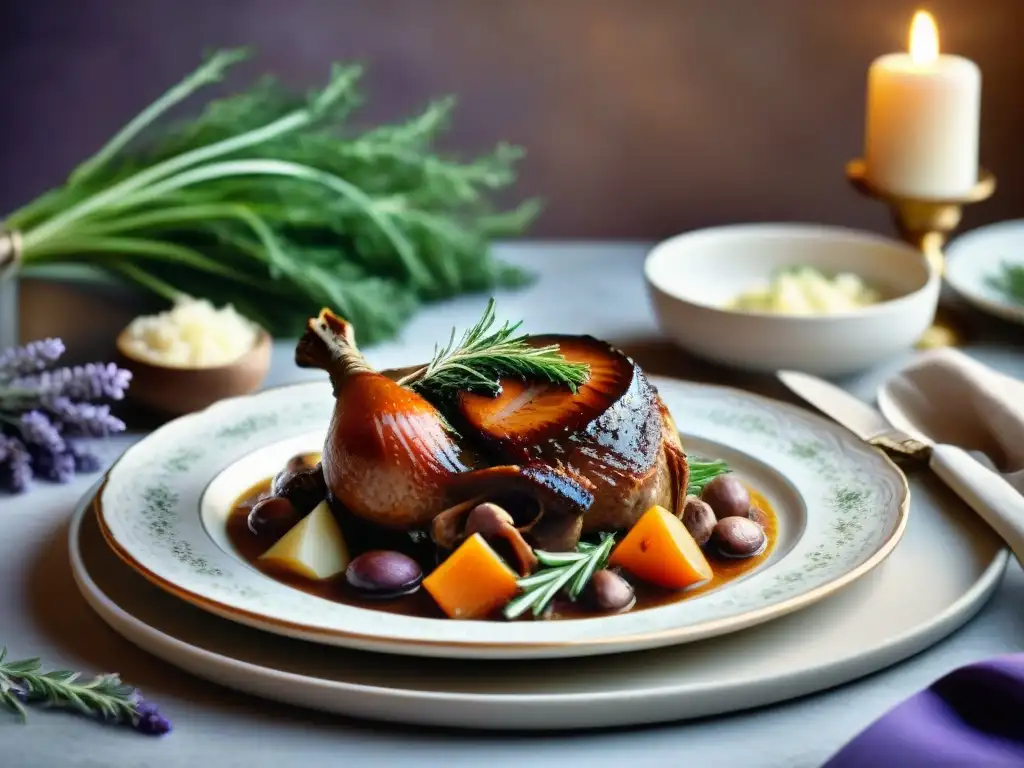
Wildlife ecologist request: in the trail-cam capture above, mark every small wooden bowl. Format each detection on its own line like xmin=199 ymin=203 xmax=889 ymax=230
xmin=115 ymin=328 xmax=272 ymax=418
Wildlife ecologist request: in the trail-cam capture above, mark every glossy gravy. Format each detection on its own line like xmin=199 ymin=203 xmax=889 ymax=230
xmin=226 ymin=464 xmax=778 ymax=620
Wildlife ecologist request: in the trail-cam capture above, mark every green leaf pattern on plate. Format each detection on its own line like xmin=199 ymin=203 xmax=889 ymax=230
xmin=702 ymin=392 xmax=901 ymax=608
xmin=106 ymin=389 xmax=334 ymax=601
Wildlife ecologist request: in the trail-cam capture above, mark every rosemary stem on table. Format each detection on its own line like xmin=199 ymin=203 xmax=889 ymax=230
xmin=0 ymin=647 xmax=171 ymax=735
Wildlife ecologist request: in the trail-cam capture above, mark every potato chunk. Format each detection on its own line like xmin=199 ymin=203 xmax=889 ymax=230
xmin=259 ymin=501 xmax=350 ymax=580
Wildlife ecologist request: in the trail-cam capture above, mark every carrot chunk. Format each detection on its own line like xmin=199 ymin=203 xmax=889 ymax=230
xmin=423 ymin=534 xmax=520 ymax=619
xmin=609 ymin=505 xmax=713 ymax=590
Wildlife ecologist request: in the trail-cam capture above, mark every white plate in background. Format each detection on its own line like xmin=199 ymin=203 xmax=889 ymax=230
xmin=946 ymin=220 xmax=1024 ymax=326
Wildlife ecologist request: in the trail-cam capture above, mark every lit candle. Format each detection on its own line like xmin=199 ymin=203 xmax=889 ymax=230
xmin=864 ymin=11 xmax=981 ymax=198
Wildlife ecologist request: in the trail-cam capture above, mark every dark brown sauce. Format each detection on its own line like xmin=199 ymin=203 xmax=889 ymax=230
xmin=227 ymin=455 xmax=778 ymax=621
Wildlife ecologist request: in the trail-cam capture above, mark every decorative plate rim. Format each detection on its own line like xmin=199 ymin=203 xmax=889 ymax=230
xmin=95 ymin=377 xmax=910 ymax=657
xmin=70 ymin=481 xmax=1010 ymax=733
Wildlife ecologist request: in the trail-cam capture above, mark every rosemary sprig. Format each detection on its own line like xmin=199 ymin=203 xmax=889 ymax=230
xmin=503 ymin=534 xmax=616 ymax=620
xmin=399 ymin=299 xmax=591 ymax=398
xmin=687 ymin=459 xmax=731 ymax=495
xmin=0 ymin=647 xmax=170 ymax=735
xmin=986 ymin=261 xmax=1024 ymax=306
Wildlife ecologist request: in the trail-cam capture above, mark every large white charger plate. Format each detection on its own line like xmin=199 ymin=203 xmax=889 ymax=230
xmin=72 ymin=476 xmax=1006 ymax=730
xmin=96 ymin=378 xmax=908 ymax=659
xmin=946 ymin=220 xmax=1024 ymax=326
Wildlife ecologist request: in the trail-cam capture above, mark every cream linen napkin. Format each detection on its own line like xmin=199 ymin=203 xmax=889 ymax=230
xmin=826 ymin=351 xmax=1024 ymax=766
xmin=883 ymin=347 xmax=1024 ymax=494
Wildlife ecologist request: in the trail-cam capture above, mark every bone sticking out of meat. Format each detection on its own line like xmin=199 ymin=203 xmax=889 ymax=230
xmin=296 ymin=309 xmax=469 ymax=529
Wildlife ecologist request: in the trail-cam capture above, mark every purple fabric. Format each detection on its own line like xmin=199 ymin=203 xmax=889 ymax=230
xmin=825 ymin=654 xmax=1024 ymax=767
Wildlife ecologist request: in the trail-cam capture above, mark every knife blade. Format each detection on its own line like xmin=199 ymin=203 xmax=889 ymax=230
xmin=776 ymin=370 xmax=909 ymax=444
xmin=778 ymin=369 xmax=1024 ymax=566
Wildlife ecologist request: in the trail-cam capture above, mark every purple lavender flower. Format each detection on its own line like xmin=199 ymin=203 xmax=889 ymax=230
xmin=68 ymin=443 xmax=102 ymax=473
xmin=0 ymin=337 xmax=130 ymax=493
xmin=30 ymin=448 xmax=75 ymax=484
xmin=18 ymin=410 xmax=66 ymax=454
xmin=0 ymin=435 xmax=32 ymax=493
xmin=72 ymin=363 xmax=132 ymax=401
xmin=132 ymin=699 xmax=172 ymax=736
xmin=44 ymin=398 xmax=126 ymax=437
xmin=13 ymin=362 xmax=132 ymax=402
xmin=0 ymin=338 xmax=65 ymax=380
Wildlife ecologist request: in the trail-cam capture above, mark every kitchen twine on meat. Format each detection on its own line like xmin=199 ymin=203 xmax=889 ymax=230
xmin=0 ymin=229 xmax=22 ymax=280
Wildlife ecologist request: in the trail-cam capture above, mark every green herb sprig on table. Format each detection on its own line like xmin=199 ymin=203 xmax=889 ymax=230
xmin=0 ymin=647 xmax=170 ymax=735
xmin=503 ymin=535 xmax=616 ymax=620
xmin=986 ymin=261 xmax=1024 ymax=306
xmin=1 ymin=49 xmax=538 ymax=345
xmin=399 ymin=298 xmax=591 ymax=398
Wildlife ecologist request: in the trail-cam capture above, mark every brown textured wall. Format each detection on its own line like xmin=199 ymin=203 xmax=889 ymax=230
xmin=1 ymin=0 xmax=1022 ymax=238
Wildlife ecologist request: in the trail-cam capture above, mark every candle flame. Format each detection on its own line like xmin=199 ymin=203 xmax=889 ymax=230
xmin=909 ymin=10 xmax=940 ymax=63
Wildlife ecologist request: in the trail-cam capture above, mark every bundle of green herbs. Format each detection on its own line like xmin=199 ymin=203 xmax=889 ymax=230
xmin=1 ymin=49 xmax=538 ymax=344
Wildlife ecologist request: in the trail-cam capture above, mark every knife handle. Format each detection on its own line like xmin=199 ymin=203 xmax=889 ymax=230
xmin=929 ymin=443 xmax=1024 ymax=564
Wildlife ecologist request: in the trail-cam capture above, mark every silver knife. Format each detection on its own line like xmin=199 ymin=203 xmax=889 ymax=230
xmin=778 ymin=370 xmax=1024 ymax=565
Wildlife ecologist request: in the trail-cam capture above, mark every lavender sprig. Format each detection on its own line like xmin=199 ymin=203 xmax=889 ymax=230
xmin=29 ymin=448 xmax=76 ymax=484
xmin=0 ymin=436 xmax=32 ymax=493
xmin=0 ymin=337 xmax=130 ymax=493
xmin=0 ymin=647 xmax=171 ymax=735
xmin=0 ymin=339 xmax=65 ymax=381
xmin=11 ymin=363 xmax=131 ymax=402
xmin=45 ymin=398 xmax=126 ymax=437
xmin=17 ymin=411 xmax=66 ymax=454
xmin=69 ymin=444 xmax=102 ymax=473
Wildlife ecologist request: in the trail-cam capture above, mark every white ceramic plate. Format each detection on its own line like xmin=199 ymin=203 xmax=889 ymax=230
xmin=946 ymin=220 xmax=1024 ymax=326
xmin=96 ymin=378 xmax=908 ymax=659
xmin=73 ymin=477 xmax=1005 ymax=730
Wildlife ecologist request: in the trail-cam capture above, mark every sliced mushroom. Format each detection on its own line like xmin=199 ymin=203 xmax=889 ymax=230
xmin=429 ymin=497 xmax=483 ymax=550
xmin=465 ymin=503 xmax=538 ymax=576
xmin=430 ymin=493 xmax=544 ymax=548
xmin=526 ymin=511 xmax=584 ymax=553
xmin=489 ymin=492 xmax=545 ymax=532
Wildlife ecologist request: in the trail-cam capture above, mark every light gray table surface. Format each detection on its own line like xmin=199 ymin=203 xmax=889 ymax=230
xmin=3 ymin=242 xmax=1024 ymax=768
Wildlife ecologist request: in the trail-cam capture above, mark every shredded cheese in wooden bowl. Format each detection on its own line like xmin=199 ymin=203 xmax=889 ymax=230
xmin=120 ymin=297 xmax=261 ymax=368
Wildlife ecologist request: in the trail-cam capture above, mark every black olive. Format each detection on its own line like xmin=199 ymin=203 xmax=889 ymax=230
xmin=713 ymin=516 xmax=767 ymax=558
xmin=247 ymin=496 xmax=301 ymax=538
xmin=584 ymin=570 xmax=636 ymax=613
xmin=346 ymin=551 xmax=423 ymax=598
xmin=272 ymin=463 xmax=327 ymax=513
xmin=701 ymin=475 xmax=752 ymax=520
xmin=681 ymin=496 xmax=717 ymax=547
xmin=271 ymin=469 xmax=297 ymax=497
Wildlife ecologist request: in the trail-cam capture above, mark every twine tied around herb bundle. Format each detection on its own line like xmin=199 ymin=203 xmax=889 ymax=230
xmin=0 ymin=229 xmax=22 ymax=280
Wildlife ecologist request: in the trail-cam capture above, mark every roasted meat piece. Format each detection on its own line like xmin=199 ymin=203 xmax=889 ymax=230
xmin=456 ymin=335 xmax=688 ymax=532
xmin=295 ymin=310 xmax=688 ymax=548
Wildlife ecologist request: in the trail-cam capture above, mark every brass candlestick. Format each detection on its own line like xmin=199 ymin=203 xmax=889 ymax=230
xmin=845 ymin=158 xmax=996 ymax=347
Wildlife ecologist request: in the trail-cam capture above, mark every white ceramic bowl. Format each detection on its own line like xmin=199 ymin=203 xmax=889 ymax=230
xmin=644 ymin=223 xmax=940 ymax=376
